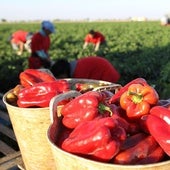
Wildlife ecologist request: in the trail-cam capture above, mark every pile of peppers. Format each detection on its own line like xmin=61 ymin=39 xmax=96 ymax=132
xmin=7 ymin=69 xmax=70 ymax=108
xmin=7 ymin=69 xmax=114 ymax=108
xmin=6 ymin=70 xmax=170 ymax=165
xmin=55 ymin=77 xmax=170 ymax=165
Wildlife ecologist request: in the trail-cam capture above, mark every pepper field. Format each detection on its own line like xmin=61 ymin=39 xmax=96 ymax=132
xmin=0 ymin=21 xmax=169 ymax=99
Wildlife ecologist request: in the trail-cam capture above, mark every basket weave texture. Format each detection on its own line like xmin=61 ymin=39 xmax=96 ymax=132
xmin=3 ymin=90 xmax=55 ymax=170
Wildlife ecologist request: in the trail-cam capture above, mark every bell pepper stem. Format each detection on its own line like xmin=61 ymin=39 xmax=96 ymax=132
xmin=98 ymin=103 xmax=113 ymax=116
xmin=128 ymin=91 xmax=143 ymax=104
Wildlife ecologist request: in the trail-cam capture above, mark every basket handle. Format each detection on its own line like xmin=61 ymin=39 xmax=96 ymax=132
xmin=49 ymin=90 xmax=81 ymax=123
xmin=93 ymin=83 xmax=122 ymax=93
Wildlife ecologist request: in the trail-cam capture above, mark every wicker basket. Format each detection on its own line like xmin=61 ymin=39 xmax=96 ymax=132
xmin=3 ymin=78 xmax=116 ymax=170
xmin=3 ymin=90 xmax=56 ymax=170
xmin=47 ymin=91 xmax=170 ymax=170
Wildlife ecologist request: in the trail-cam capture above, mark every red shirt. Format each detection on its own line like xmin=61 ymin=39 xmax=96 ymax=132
xmin=28 ymin=32 xmax=50 ymax=69
xmin=11 ymin=30 xmax=28 ymax=44
xmin=84 ymin=32 xmax=105 ymax=45
xmin=31 ymin=32 xmax=50 ymax=54
xmin=73 ymin=57 xmax=120 ymax=83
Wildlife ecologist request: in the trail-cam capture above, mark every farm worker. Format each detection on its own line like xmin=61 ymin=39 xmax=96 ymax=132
xmin=28 ymin=20 xmax=55 ymax=69
xmin=9 ymin=30 xmax=33 ymax=55
xmin=50 ymin=56 xmax=120 ymax=83
xmin=83 ymin=30 xmax=106 ymax=51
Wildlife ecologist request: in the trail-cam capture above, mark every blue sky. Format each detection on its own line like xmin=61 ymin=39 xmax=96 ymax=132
xmin=1 ymin=0 xmax=170 ymax=21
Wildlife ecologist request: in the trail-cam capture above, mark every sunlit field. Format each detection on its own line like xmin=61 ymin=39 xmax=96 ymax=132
xmin=0 ymin=21 xmax=169 ymax=99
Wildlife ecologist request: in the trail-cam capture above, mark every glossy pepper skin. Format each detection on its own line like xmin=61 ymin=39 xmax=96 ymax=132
xmin=120 ymin=83 xmax=159 ymax=119
xmin=61 ymin=117 xmax=125 ymax=162
xmin=19 ymin=69 xmax=56 ymax=87
xmin=145 ymin=106 xmax=170 ymax=156
xmin=109 ymin=78 xmax=148 ymax=104
xmin=113 ymin=133 xmax=165 ymax=165
xmin=61 ymin=91 xmax=112 ymax=129
xmin=17 ymin=80 xmax=70 ymax=108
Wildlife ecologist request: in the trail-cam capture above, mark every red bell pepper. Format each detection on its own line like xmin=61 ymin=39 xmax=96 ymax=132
xmin=136 ymin=147 xmax=165 ymax=165
xmin=17 ymin=80 xmax=70 ymax=108
xmin=150 ymin=106 xmax=170 ymax=124
xmin=19 ymin=69 xmax=56 ymax=87
xmin=61 ymin=91 xmax=113 ymax=129
xmin=119 ymin=83 xmax=159 ymax=119
xmin=145 ymin=106 xmax=170 ymax=156
xmin=113 ymin=134 xmax=165 ymax=165
xmin=61 ymin=117 xmax=123 ymax=162
xmin=109 ymin=78 xmax=148 ymax=104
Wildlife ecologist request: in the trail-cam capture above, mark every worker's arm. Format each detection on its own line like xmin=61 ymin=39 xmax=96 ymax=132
xmin=94 ymin=42 xmax=101 ymax=51
xmin=17 ymin=41 xmax=24 ymax=55
xmin=83 ymin=42 xmax=88 ymax=49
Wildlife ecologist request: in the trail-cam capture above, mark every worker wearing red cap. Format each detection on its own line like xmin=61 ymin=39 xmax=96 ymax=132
xmin=28 ymin=20 xmax=56 ymax=69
